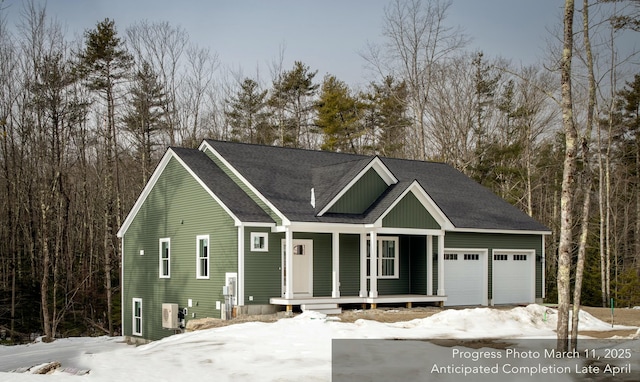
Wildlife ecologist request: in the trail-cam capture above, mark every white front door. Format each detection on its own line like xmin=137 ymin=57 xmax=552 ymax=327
xmin=283 ymin=239 xmax=313 ymax=297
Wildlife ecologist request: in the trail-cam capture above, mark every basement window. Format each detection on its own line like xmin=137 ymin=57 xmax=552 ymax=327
xmin=250 ymin=232 xmax=268 ymax=252
xmin=132 ymin=298 xmax=142 ymax=336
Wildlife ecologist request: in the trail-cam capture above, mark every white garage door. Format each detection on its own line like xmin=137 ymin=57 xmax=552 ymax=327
xmin=443 ymin=250 xmax=486 ymax=306
xmin=492 ymin=251 xmax=535 ymax=305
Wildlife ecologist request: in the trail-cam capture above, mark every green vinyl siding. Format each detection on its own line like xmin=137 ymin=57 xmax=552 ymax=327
xmin=444 ymin=232 xmax=544 ymax=300
xmin=327 ymin=168 xmax=388 ymax=214
xmin=203 ymin=147 xmax=282 ymax=225
xmin=375 ymin=236 xmax=411 ymax=295
xmin=244 ymin=228 xmax=283 ymax=304
xmin=244 ymin=231 xmax=335 ymax=301
xmin=122 ymin=157 xmax=238 ymax=341
xmin=408 ymin=236 xmax=428 ymax=294
xmin=339 ymin=234 xmax=360 ymax=296
xmin=295 ymin=233 xmax=332 ymax=297
xmin=382 ymin=192 xmax=440 ymax=229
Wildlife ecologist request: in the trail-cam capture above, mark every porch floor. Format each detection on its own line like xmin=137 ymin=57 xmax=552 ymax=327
xmin=270 ymin=294 xmax=447 ymax=306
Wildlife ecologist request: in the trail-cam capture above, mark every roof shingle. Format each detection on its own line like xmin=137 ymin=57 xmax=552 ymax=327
xmin=202 ymin=140 xmax=549 ymax=232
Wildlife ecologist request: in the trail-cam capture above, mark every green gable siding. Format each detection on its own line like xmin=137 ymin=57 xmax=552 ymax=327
xmin=327 ymin=168 xmax=388 ymax=214
xmin=122 ymin=157 xmax=238 ymax=341
xmin=444 ymin=232 xmax=544 ymax=300
xmin=203 ymin=147 xmax=282 ymax=225
xmin=243 ymin=228 xmax=283 ymax=305
xmin=382 ymin=191 xmax=440 ymax=229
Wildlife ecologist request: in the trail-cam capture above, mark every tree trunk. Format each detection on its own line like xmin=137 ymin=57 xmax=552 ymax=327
xmin=40 ymin=197 xmax=52 ymax=341
xmin=557 ymin=0 xmax=576 ymax=353
xmin=570 ymin=0 xmax=597 ymax=351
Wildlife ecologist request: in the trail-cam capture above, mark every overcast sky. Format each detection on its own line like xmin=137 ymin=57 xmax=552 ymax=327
xmin=1 ymin=0 xmax=634 ymax=87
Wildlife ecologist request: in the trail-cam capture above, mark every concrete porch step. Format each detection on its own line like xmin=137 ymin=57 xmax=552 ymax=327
xmin=300 ymin=303 xmax=342 ymax=315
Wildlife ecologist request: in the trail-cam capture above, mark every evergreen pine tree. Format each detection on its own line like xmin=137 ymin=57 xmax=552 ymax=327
xmin=225 ymin=78 xmax=273 ymax=145
xmin=316 ymin=75 xmax=361 ymax=153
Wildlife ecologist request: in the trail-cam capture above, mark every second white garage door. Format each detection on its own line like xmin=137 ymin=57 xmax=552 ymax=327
xmin=443 ymin=249 xmax=487 ymax=306
xmin=492 ymin=250 xmax=535 ymax=305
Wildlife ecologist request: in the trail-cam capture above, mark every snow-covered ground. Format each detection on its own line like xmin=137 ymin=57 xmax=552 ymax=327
xmin=0 ymin=305 xmax=638 ymax=381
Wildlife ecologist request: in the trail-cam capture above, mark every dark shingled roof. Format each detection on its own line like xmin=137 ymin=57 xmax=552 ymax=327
xmin=202 ymin=140 xmax=549 ymax=232
xmin=170 ymin=147 xmax=273 ymax=223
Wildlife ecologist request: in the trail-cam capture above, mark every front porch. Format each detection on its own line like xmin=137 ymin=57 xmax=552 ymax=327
xmin=278 ymin=229 xmax=447 ymax=303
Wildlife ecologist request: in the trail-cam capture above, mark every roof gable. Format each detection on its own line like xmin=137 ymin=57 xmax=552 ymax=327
xmin=117 ymin=147 xmax=273 ymax=238
xmin=381 ymin=187 xmax=441 ymax=229
xmin=316 ymin=156 xmax=397 ymax=216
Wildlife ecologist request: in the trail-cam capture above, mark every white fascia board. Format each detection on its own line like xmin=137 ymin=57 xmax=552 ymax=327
xmin=317 ymin=156 xmax=398 ymax=217
xmin=374 ymin=180 xmax=455 ymax=231
xmin=376 ymin=227 xmax=444 ymax=236
xmin=243 ymin=222 xmax=277 ymax=228
xmin=199 ymin=141 xmax=290 ymax=226
xmin=278 ymin=222 xmax=368 ymax=234
xmin=117 ymin=149 xmax=174 ymax=237
xmin=276 ymin=222 xmax=445 ymax=236
xmin=450 ymin=227 xmax=552 ymax=235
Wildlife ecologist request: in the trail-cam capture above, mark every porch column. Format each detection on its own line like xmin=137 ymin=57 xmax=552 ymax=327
xmin=427 ymin=235 xmax=433 ymax=295
xmin=369 ymin=230 xmax=378 ymax=298
xmin=437 ymin=234 xmax=445 ymax=296
xmin=359 ymin=233 xmax=367 ymax=297
xmin=332 ymin=232 xmax=340 ymax=298
xmin=284 ymin=228 xmax=294 ymax=299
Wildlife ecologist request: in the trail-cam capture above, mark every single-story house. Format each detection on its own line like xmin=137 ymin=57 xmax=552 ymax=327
xmin=117 ymin=139 xmax=550 ymax=342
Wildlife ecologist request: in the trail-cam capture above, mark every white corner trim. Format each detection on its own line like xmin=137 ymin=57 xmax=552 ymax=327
xmin=317 ymin=156 xmax=398 ymax=216
xmin=200 ymin=141 xmax=290 ymax=225
xmin=237 ymin=226 xmax=245 ymax=306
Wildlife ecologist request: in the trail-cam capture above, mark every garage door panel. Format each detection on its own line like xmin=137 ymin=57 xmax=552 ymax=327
xmin=443 ymin=251 xmax=485 ymax=306
xmin=492 ymin=252 xmax=534 ymax=305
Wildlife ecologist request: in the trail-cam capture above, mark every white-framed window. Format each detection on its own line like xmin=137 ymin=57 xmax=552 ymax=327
xmin=132 ymin=298 xmax=142 ymax=336
xmin=196 ymin=235 xmax=210 ymax=279
xmin=250 ymin=232 xmax=268 ymax=252
xmin=159 ymin=238 xmax=170 ymax=278
xmin=444 ymin=253 xmax=458 ymax=260
xmin=366 ymin=236 xmax=399 ymax=279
